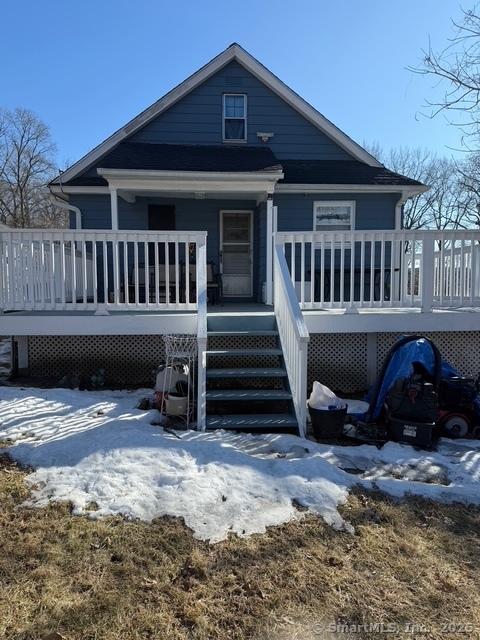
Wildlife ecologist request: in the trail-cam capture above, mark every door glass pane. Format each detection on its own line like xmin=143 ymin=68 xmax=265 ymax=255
xmin=223 ymin=213 xmax=250 ymax=242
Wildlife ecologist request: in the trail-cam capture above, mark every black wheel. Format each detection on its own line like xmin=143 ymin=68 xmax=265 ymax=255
xmin=442 ymin=414 xmax=470 ymax=439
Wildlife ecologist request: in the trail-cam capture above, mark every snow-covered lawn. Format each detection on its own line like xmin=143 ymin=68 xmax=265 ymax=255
xmin=1 ymin=386 xmax=480 ymax=543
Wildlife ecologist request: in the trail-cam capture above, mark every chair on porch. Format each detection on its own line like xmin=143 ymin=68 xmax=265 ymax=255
xmin=206 ymin=262 xmax=223 ymax=305
xmin=183 ymin=261 xmax=223 ymax=305
xmin=126 ymin=264 xmax=178 ymax=304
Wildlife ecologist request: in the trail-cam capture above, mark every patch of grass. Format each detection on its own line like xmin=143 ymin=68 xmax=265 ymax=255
xmin=1 ymin=455 xmax=480 ymax=639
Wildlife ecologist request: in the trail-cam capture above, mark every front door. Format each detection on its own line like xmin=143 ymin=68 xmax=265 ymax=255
xmin=220 ymin=210 xmax=253 ymax=297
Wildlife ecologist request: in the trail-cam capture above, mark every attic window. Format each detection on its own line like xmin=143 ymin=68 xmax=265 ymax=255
xmin=223 ymin=94 xmax=247 ymax=142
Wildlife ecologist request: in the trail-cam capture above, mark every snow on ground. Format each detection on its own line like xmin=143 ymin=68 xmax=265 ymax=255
xmin=1 ymin=386 xmax=480 ymax=543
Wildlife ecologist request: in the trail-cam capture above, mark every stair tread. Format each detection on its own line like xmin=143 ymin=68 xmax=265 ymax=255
xmin=206 ymin=413 xmax=298 ymax=428
xmin=208 ymin=330 xmax=279 ymax=336
xmin=206 ymin=367 xmax=286 ymax=378
xmin=206 ymin=348 xmax=282 ymax=357
xmin=206 ymin=389 xmax=292 ymax=400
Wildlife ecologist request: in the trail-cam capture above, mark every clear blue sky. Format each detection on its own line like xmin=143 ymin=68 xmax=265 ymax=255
xmin=1 ymin=0 xmax=466 ymax=167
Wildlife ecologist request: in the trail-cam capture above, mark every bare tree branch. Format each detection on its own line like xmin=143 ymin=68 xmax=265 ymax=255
xmin=365 ymin=144 xmax=478 ymax=230
xmin=410 ymin=6 xmax=480 ymax=150
xmin=0 ymin=107 xmax=67 ymax=228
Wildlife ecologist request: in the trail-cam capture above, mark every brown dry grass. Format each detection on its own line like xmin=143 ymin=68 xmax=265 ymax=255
xmin=1 ymin=453 xmax=480 ymax=640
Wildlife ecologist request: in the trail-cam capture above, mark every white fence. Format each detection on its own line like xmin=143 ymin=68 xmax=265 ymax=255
xmin=273 ymin=243 xmax=309 ymax=436
xmin=0 ymin=229 xmax=208 ymax=312
xmin=276 ymin=230 xmax=480 ymax=311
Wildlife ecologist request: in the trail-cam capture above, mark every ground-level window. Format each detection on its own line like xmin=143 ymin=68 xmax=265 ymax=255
xmin=223 ymin=94 xmax=247 ymax=141
xmin=313 ymin=201 xmax=355 ymax=231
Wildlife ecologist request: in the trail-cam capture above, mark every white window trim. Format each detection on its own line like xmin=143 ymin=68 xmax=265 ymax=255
xmin=313 ymin=200 xmax=356 ymax=231
xmin=222 ymin=93 xmax=247 ymax=143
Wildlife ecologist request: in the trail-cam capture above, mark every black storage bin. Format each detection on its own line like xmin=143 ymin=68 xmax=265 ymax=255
xmin=386 ymin=378 xmax=438 ymax=423
xmin=389 ymin=416 xmax=436 ymax=448
xmin=308 ymin=404 xmax=347 ymax=440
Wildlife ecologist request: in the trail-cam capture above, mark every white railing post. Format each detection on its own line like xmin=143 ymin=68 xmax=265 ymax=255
xmin=265 ymin=197 xmax=274 ymax=305
xmin=421 ymin=235 xmax=435 ymax=312
xmin=297 ymin=339 xmax=308 ymax=437
xmin=196 ymin=235 xmax=208 ymax=431
xmin=474 ymin=241 xmax=480 ymax=299
xmin=273 ymin=243 xmax=309 ymax=437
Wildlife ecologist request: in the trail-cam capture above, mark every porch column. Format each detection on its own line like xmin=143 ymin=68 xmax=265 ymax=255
xmin=110 ymin=187 xmax=119 ymax=230
xmin=266 ymin=195 xmax=274 ymax=305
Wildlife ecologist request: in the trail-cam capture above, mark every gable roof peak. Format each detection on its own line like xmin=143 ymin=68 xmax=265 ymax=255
xmin=53 ymin=43 xmax=381 ymax=185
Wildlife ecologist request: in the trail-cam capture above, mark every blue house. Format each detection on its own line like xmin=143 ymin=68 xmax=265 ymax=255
xmin=1 ymin=44 xmax=479 ymax=434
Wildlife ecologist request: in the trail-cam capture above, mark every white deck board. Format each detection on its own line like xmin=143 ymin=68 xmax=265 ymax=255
xmin=0 ymin=310 xmax=197 ymax=336
xmin=1 ymin=304 xmax=479 ymax=336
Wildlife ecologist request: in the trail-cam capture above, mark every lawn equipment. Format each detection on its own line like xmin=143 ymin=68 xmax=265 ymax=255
xmin=346 ymin=335 xmax=480 ymax=447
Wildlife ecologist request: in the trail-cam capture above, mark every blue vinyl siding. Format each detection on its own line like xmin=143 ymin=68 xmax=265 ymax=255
xmin=70 ymin=194 xmax=112 ymax=229
xmin=131 ymin=61 xmax=352 ymax=160
xmin=274 ymin=193 xmax=400 ymax=231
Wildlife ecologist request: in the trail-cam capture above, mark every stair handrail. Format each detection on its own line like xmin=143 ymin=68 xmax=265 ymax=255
xmin=273 ymin=242 xmax=310 ymax=437
xmin=196 ymin=235 xmax=208 ymax=430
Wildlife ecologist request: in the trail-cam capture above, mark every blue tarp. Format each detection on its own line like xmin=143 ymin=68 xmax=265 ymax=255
xmin=365 ymin=336 xmax=463 ymax=422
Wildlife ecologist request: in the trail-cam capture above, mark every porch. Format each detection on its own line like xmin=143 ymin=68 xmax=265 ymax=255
xmin=1 ymin=228 xmax=479 ymax=322
xmin=1 ymin=226 xmax=479 ymax=432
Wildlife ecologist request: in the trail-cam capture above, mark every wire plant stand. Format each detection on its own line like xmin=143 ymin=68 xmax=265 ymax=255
xmin=160 ymin=335 xmax=198 ymax=429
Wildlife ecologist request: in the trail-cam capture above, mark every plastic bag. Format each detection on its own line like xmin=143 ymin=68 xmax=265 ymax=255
xmin=308 ymin=381 xmax=346 ymax=410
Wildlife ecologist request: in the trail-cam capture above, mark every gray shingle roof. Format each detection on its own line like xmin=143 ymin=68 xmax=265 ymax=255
xmin=63 ymin=143 xmax=281 ymax=186
xmin=61 ymin=142 xmax=423 ymax=188
xmin=279 ymin=159 xmax=423 ymax=186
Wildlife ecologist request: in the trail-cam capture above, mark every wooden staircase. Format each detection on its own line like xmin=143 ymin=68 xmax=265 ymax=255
xmin=205 ymin=314 xmax=299 ymax=433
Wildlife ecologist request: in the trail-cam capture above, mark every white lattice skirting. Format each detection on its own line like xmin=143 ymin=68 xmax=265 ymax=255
xmin=15 ymin=331 xmax=480 ymax=392
xmin=307 ymin=331 xmax=480 ymax=393
xmin=26 ymin=335 xmax=167 ymax=386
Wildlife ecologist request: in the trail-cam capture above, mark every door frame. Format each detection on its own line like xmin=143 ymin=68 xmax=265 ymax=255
xmin=219 ymin=209 xmax=254 ymax=298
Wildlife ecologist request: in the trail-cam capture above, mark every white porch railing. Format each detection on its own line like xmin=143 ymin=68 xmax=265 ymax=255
xmin=274 ymin=243 xmax=309 ymax=437
xmin=0 ymin=229 xmax=207 ymax=312
xmin=276 ymin=230 xmax=480 ymax=311
xmin=196 ymin=238 xmax=208 ymax=430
